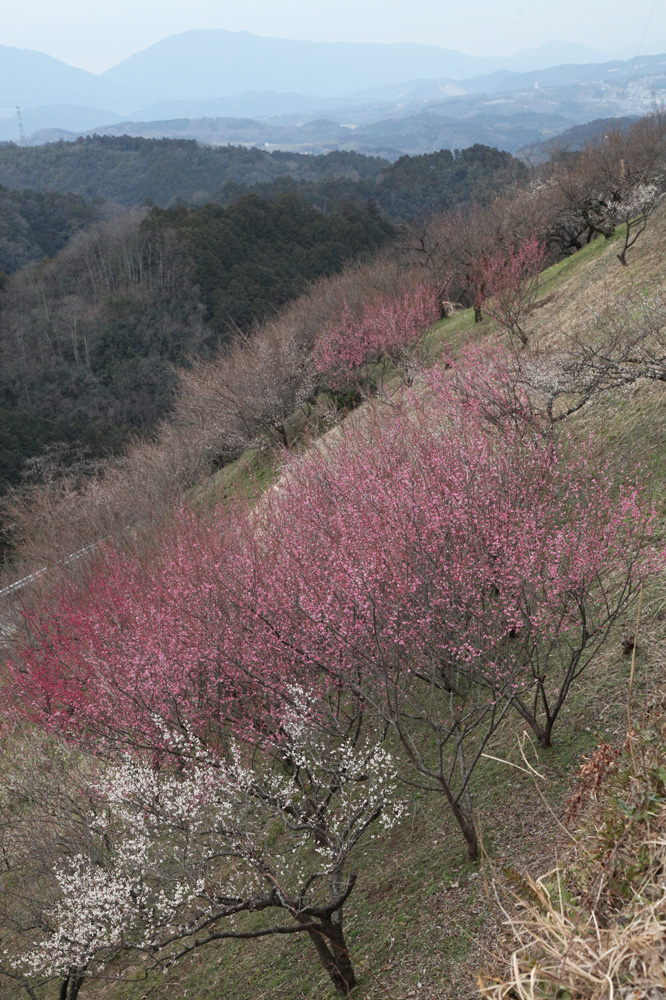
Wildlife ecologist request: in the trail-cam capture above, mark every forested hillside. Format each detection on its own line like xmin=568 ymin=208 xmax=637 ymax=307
xmin=0 ymin=194 xmax=392 ymax=505
xmin=0 ymin=138 xmax=389 ymax=209
xmin=0 ymin=138 xmax=530 ymax=507
xmin=144 ymin=194 xmax=394 ymax=331
xmin=0 ymin=184 xmax=102 ymax=275
xmin=0 ymin=137 xmax=526 ymax=218
xmin=216 ymin=145 xmax=527 ymax=221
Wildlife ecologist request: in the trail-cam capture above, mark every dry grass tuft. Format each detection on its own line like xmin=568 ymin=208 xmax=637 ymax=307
xmin=483 ymin=868 xmax=666 ymax=1000
xmin=481 ymin=725 xmax=666 ymax=1000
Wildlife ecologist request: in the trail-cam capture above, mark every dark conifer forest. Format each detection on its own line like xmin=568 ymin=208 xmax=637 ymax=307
xmin=0 ymin=138 xmax=526 ymax=504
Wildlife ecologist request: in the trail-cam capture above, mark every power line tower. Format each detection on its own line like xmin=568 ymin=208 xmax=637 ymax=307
xmin=16 ymin=106 xmax=26 ymax=145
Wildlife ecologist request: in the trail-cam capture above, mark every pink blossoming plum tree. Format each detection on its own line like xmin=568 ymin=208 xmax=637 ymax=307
xmin=7 ymin=352 xmax=659 ymax=867
xmin=313 ymin=281 xmax=440 ymax=395
xmin=242 ymin=362 xmax=657 ymax=856
xmin=473 ymin=235 xmax=547 ymax=349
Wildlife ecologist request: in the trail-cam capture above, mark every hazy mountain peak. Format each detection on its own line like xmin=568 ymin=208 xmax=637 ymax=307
xmin=95 ymin=30 xmax=613 ymax=107
xmin=0 ymin=45 xmax=98 ymax=112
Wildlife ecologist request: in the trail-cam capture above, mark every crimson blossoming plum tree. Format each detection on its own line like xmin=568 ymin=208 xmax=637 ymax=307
xmin=8 ymin=352 xmax=660 ymax=866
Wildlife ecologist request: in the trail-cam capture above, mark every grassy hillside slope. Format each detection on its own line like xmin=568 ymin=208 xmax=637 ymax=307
xmin=19 ymin=215 xmax=658 ymax=1000
xmin=2 ymin=208 xmax=665 ymax=1000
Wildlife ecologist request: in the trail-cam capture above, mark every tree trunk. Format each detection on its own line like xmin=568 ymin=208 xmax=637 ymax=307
xmin=538 ymin=720 xmax=553 ymax=749
xmin=305 ymin=920 xmax=357 ymax=995
xmin=273 ymin=423 xmax=289 ymax=448
xmin=439 ymin=777 xmax=478 ymax=861
xmin=458 ymin=814 xmax=479 ymax=862
xmin=510 ymin=695 xmax=554 ymax=750
xmin=60 ymin=972 xmax=85 ymax=1000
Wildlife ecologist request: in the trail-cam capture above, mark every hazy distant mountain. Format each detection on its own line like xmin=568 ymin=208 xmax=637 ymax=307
xmin=517 ymin=116 xmax=640 ymax=161
xmin=355 ymin=111 xmax=570 ymax=156
xmin=29 ymin=43 xmax=666 ymax=159
xmin=132 ymin=93 xmax=343 ymax=122
xmin=12 ymin=48 xmax=664 ymax=159
xmin=1 ymin=32 xmax=610 ymax=119
xmin=79 ymin=116 xmax=355 ymax=150
xmin=20 ymin=128 xmax=81 ymax=144
xmin=306 ymin=53 xmax=666 ymax=125
xmin=43 ymin=108 xmax=568 ymax=158
xmin=99 ymin=31 xmax=607 ymax=106
xmin=0 ymin=46 xmax=102 ymax=111
xmin=4 ymin=32 xmax=663 ymax=160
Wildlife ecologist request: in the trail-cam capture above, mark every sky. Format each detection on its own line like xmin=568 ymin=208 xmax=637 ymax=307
xmin=2 ymin=0 xmax=665 ymax=73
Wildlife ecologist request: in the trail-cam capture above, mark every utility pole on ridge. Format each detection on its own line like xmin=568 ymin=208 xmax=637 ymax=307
xmin=16 ymin=106 xmax=26 ymax=145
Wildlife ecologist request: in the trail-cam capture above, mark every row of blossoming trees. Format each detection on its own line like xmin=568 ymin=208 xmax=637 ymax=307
xmin=2 ymin=306 xmax=661 ymax=996
xmin=1 ymin=173 xmax=664 ymax=994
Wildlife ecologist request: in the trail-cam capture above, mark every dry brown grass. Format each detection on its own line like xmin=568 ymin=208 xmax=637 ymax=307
xmin=526 ymin=198 xmax=666 ymax=353
xmin=481 ymin=724 xmax=666 ymax=1000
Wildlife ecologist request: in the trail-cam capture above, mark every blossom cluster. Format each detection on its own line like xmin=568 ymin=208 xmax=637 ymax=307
xmin=8 ymin=345 xmax=659 ymax=762
xmin=12 ymin=720 xmax=401 ymax=979
xmin=313 ymin=281 xmax=440 ymax=390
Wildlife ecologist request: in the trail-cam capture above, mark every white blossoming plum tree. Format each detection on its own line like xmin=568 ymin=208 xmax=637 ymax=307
xmin=1 ymin=706 xmax=402 ymax=997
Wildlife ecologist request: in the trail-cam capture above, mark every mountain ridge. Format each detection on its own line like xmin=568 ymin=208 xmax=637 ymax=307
xmin=97 ymin=31 xmax=608 ymax=104
xmin=1 ymin=32 xmax=608 ymax=115
xmin=2 ymin=36 xmax=662 ymax=159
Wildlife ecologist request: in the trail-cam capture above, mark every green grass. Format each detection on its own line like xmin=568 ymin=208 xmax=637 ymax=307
xmin=426 ymin=305 xmax=482 ymax=354
xmin=191 ymin=444 xmax=277 ymax=510
xmin=538 ymin=229 xmax=622 ymax=292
